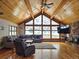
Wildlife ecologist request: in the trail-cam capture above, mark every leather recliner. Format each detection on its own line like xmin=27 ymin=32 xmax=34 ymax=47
xmin=14 ymin=38 xmax=35 ymax=57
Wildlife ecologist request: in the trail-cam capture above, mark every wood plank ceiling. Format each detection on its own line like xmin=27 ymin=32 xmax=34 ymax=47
xmin=0 ymin=0 xmax=79 ymax=24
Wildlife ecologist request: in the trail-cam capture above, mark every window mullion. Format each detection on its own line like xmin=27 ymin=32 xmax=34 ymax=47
xmin=33 ymin=19 xmax=34 ymax=35
xmin=42 ymin=14 xmax=43 ymax=36
xmin=50 ymin=19 xmax=52 ymax=39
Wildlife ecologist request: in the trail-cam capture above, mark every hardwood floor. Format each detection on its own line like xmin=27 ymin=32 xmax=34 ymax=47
xmin=0 ymin=42 xmax=79 ymax=59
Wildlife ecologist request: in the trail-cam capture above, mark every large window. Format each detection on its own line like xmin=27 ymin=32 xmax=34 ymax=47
xmin=25 ymin=15 xmax=59 ymax=39
xmin=25 ymin=26 xmax=33 ymax=35
xmin=34 ymin=26 xmax=42 ymax=35
xmin=9 ymin=26 xmax=16 ymax=36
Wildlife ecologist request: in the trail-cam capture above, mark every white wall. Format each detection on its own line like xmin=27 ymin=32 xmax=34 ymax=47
xmin=0 ymin=19 xmax=18 ymax=42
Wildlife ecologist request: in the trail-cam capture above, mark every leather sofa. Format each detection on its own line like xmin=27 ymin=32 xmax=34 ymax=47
xmin=2 ymin=36 xmax=17 ymax=48
xmin=18 ymin=35 xmax=43 ymax=43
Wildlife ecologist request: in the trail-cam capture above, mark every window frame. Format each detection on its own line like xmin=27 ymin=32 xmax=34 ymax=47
xmin=9 ymin=26 xmax=17 ymax=36
xmin=25 ymin=15 xmax=60 ymax=39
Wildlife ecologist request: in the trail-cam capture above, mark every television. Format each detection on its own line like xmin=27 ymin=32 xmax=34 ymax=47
xmin=57 ymin=25 xmax=70 ymax=33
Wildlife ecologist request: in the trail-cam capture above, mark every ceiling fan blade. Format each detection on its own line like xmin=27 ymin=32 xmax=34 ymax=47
xmin=46 ymin=5 xmax=51 ymax=8
xmin=46 ymin=2 xmax=53 ymax=5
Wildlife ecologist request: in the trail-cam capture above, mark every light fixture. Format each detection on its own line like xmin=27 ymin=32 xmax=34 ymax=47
xmin=43 ymin=2 xmax=53 ymax=8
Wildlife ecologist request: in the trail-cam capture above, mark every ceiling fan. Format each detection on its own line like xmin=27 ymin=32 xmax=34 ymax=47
xmin=42 ymin=0 xmax=54 ymax=8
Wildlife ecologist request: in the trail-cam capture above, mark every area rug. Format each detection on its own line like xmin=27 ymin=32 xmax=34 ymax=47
xmin=33 ymin=43 xmax=56 ymax=49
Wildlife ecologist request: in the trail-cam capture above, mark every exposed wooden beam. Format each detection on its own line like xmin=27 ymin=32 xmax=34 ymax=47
xmin=50 ymin=0 xmax=68 ymax=19
xmin=43 ymin=11 xmax=51 ymax=18
xmin=41 ymin=0 xmax=47 ymax=14
xmin=24 ymin=0 xmax=34 ymax=19
xmin=18 ymin=11 xmax=41 ymax=25
xmin=53 ymin=17 xmax=67 ymax=25
xmin=43 ymin=11 xmax=66 ymax=25
xmin=18 ymin=10 xmax=66 ymax=25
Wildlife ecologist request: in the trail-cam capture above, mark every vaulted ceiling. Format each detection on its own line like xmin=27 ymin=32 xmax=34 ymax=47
xmin=0 ymin=0 xmax=79 ymax=25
